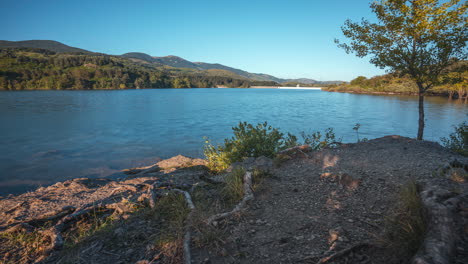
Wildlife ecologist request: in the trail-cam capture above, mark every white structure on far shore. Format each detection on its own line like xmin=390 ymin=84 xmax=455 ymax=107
xmin=278 ymin=86 xmax=322 ymax=90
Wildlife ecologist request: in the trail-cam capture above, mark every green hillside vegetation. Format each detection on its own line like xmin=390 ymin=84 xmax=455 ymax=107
xmin=0 ymin=48 xmax=277 ymax=90
xmin=0 ymin=40 xmax=92 ymax=54
xmin=324 ymin=61 xmax=467 ymax=98
xmin=0 ymin=40 xmax=339 ymax=87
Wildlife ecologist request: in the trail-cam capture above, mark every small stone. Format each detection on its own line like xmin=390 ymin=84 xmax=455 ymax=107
xmin=347 ymin=219 xmax=354 ymax=223
xmin=212 ymin=221 xmax=218 ymax=227
xmin=126 ymin=249 xmax=134 ymax=255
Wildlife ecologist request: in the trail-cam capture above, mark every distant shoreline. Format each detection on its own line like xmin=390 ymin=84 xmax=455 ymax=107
xmin=249 ymin=86 xmax=322 ymax=90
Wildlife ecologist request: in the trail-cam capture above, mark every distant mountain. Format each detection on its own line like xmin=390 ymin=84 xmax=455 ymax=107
xmin=1 ymin=40 xmax=343 ymax=84
xmin=121 ymin=52 xmax=294 ymax=83
xmin=121 ymin=52 xmax=157 ymax=63
xmin=0 ymin=40 xmax=92 ymax=54
xmin=286 ymin=78 xmax=318 ymax=84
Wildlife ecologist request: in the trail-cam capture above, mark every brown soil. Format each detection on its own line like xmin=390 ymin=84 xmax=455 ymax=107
xmin=191 ymin=135 xmax=468 ymax=264
xmin=1 ymin=136 xmax=467 ymax=264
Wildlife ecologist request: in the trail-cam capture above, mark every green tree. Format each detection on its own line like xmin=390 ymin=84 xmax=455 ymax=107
xmin=350 ymin=76 xmax=368 ymax=86
xmin=336 ymin=0 xmax=467 ymax=140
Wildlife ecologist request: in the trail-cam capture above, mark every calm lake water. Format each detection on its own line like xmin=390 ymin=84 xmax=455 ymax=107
xmin=0 ymin=88 xmax=466 ymax=195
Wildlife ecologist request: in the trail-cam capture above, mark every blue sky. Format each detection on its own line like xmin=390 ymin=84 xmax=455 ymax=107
xmin=2 ymin=0 xmax=387 ymax=81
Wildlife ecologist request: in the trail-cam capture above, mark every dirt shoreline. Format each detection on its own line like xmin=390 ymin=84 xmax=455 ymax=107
xmin=1 ymin=136 xmax=467 ymax=264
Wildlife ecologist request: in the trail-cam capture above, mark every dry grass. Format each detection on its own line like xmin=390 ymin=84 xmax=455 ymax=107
xmin=191 ymin=184 xmax=228 ymax=252
xmin=0 ymin=229 xmax=48 ymax=264
xmin=379 ymin=181 xmax=427 ymax=262
xmin=222 ymin=167 xmax=246 ymax=204
xmin=152 ymin=192 xmax=190 ymax=264
xmin=63 ymin=209 xmax=117 ymax=247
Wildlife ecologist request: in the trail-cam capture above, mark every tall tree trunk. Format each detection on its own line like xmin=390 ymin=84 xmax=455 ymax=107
xmin=417 ymin=91 xmax=425 ymax=140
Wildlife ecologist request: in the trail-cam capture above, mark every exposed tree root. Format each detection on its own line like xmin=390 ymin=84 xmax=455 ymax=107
xmin=173 ymin=189 xmax=196 ymax=264
xmin=411 ymin=182 xmax=465 ymax=264
xmin=206 ymin=171 xmax=254 ymax=225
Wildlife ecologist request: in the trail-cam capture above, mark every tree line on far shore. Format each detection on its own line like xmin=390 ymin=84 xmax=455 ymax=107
xmin=0 ymin=48 xmax=278 ymax=90
xmin=324 ymin=60 xmax=467 ymax=99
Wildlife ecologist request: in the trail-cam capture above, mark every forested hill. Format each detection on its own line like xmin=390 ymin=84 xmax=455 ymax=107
xmin=121 ymin=52 xmax=300 ymax=83
xmin=0 ymin=39 xmax=338 ymax=89
xmin=323 ymin=61 xmax=468 ymax=98
xmin=0 ymin=40 xmax=92 ymax=54
xmin=0 ymin=48 xmax=278 ymax=90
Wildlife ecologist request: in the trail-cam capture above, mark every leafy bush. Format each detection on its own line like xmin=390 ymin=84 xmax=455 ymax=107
xmin=441 ymin=121 xmax=467 ymax=156
xmin=204 ymin=122 xmax=290 ymax=173
xmin=300 ymin=128 xmax=341 ymax=150
xmin=204 ymin=122 xmax=343 ymax=173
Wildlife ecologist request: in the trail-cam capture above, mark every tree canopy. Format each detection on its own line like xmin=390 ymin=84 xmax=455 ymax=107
xmin=337 ymin=0 xmax=467 ymax=90
xmin=336 ymin=0 xmax=467 ymax=139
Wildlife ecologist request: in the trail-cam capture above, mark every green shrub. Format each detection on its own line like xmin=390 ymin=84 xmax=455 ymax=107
xmin=203 ymin=139 xmax=232 ymax=173
xmin=441 ymin=121 xmax=468 ymax=156
xmin=204 ymin=122 xmax=291 ymax=173
xmin=300 ymin=128 xmax=341 ymax=150
xmin=204 ymin=122 xmax=343 ymax=173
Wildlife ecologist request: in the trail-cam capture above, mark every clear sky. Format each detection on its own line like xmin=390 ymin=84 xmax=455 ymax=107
xmin=1 ymin=0 xmax=387 ymax=81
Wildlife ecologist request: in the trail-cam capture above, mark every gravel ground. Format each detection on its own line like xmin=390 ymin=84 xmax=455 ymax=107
xmin=192 ymin=135 xmax=468 ymax=264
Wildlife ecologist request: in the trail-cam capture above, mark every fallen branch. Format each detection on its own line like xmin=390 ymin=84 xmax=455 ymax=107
xmin=2 ymin=223 xmax=35 ymax=234
xmin=278 ymin=145 xmax=311 ymax=158
xmin=28 ymin=206 xmax=76 ymax=227
xmin=2 ymin=201 xmax=27 ymax=215
xmin=206 ymin=171 xmax=253 ymax=225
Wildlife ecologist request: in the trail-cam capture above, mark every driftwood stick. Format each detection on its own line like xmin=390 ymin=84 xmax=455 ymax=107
xmin=172 ymin=189 xmax=196 ymax=264
xmin=28 ymin=206 xmax=76 ymax=227
xmin=278 ymin=145 xmax=310 ymax=154
xmin=2 ymin=201 xmax=27 ymax=215
xmin=207 ymin=171 xmax=253 ymax=224
xmin=0 ymin=206 xmax=77 ymax=232
xmin=2 ymin=223 xmax=35 ymax=234
xmin=315 ymin=241 xmax=370 ymax=264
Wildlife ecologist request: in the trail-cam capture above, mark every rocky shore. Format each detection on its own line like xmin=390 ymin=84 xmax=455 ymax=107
xmin=1 ymin=136 xmax=467 ymax=264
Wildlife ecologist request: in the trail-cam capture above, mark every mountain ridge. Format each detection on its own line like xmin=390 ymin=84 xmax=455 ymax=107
xmin=0 ymin=40 xmax=92 ymax=54
xmin=0 ymin=40 xmax=341 ymax=84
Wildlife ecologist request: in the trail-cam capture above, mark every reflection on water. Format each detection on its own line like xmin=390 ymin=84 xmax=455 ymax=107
xmin=0 ymin=89 xmax=466 ymax=195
